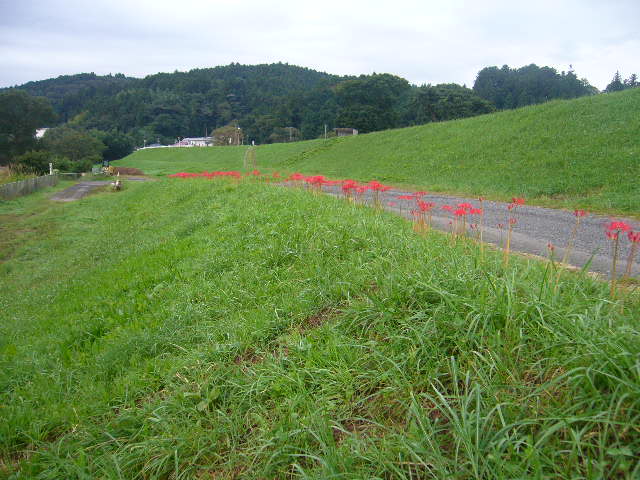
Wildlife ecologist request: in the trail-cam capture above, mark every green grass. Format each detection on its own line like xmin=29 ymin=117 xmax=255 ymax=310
xmin=115 ymin=89 xmax=640 ymax=216
xmin=1 ymin=177 xmax=639 ymax=478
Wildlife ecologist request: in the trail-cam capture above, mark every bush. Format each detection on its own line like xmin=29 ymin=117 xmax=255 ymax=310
xmin=14 ymin=150 xmax=51 ymax=174
xmin=52 ymin=154 xmax=99 ymax=173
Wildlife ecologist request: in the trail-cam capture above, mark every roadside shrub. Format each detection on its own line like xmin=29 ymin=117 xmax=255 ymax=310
xmin=14 ymin=150 xmax=51 ymax=174
xmin=0 ymin=163 xmax=37 ymax=184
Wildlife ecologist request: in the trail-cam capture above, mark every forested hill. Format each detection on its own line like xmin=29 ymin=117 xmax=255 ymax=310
xmin=14 ymin=72 xmax=138 ymax=121
xmin=6 ymin=62 xmax=601 ymax=146
xmin=12 ymin=64 xmax=340 ymax=131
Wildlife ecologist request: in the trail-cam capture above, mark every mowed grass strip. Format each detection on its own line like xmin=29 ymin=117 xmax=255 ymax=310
xmin=116 ymin=89 xmax=640 ymax=216
xmin=1 ymin=178 xmax=639 ymax=478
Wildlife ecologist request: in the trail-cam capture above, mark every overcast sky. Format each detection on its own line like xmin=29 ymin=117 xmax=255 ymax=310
xmin=1 ymin=0 xmax=638 ymax=90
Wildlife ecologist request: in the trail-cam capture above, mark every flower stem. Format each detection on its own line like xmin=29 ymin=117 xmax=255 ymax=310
xmin=504 ymin=224 xmax=512 ymax=267
xmin=624 ymin=242 xmax=638 ymax=279
xmin=611 ymin=236 xmax=620 ymax=298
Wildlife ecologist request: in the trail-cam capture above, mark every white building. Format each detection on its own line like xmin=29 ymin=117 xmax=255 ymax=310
xmin=173 ymin=137 xmax=213 ymax=147
xmin=35 ymin=128 xmax=49 ymax=139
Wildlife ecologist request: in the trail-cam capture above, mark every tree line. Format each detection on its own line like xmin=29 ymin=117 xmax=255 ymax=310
xmin=1 ymin=62 xmax=636 ymax=170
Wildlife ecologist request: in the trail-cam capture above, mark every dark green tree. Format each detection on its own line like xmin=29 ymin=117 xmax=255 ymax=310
xmin=100 ymin=130 xmax=135 ymax=161
xmin=401 ymin=84 xmax=495 ymax=125
xmin=41 ymin=126 xmax=106 ymax=163
xmin=13 ymin=150 xmax=52 ymax=174
xmin=0 ymin=90 xmax=56 ymax=164
xmin=605 ymin=71 xmax=625 ymax=92
xmin=335 ymin=74 xmax=411 ymax=133
xmin=474 ymin=64 xmax=596 ymax=109
xmin=624 ymin=73 xmax=638 ymax=89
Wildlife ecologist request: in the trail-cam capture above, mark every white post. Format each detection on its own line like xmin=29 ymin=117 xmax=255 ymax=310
xmin=49 ymin=163 xmax=53 ymax=175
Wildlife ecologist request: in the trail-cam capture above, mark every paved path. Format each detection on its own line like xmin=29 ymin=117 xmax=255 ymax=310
xmin=50 ymin=181 xmax=111 ymax=202
xmin=50 ymin=176 xmax=152 ymax=202
xmin=316 ymin=184 xmax=639 ymax=278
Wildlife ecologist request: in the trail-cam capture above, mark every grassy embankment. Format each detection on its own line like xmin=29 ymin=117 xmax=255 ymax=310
xmin=1 ymin=176 xmax=639 ymax=478
xmin=116 ymin=89 xmax=640 ymax=216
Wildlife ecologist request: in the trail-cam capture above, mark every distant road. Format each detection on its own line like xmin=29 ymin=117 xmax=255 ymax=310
xmin=317 ymin=184 xmax=639 ymax=278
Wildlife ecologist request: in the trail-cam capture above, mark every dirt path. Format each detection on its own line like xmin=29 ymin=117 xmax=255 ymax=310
xmin=316 ymin=184 xmax=639 ymax=277
xmin=50 ymin=181 xmax=111 ymax=202
xmin=50 ymin=176 xmax=151 ymax=202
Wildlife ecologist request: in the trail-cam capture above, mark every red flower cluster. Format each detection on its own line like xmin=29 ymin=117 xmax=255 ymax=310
xmin=605 ymin=221 xmax=632 ymax=240
xmin=454 ymin=208 xmax=467 ymax=217
xmin=288 ymin=172 xmax=306 ymax=182
xmin=168 ymin=171 xmax=242 ymax=179
xmin=417 ymin=201 xmax=435 ymax=212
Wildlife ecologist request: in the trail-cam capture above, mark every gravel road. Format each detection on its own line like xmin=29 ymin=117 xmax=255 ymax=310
xmin=50 ymin=177 xmax=150 ymax=202
xmin=50 ymin=181 xmax=111 ymax=202
xmin=315 ymin=184 xmax=639 ymax=278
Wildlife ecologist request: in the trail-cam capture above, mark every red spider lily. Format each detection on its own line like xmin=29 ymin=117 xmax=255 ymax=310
xmin=355 ymin=186 xmax=369 ymax=202
xmin=457 ymin=202 xmax=473 ymax=210
xmin=470 ymin=208 xmax=483 ymax=215
xmin=497 ymin=223 xmax=504 ymax=229
xmin=503 ymin=199 xmax=524 ymax=266
xmin=341 ymin=179 xmax=359 ymax=195
xmin=367 ymin=180 xmax=384 ymax=190
xmin=606 ymin=221 xmax=631 ymax=232
xmin=323 ymin=180 xmax=342 ymax=186
xmin=442 ymin=205 xmax=453 ymax=212
xmin=387 ymin=201 xmax=397 ymax=207
xmin=397 ymin=194 xmax=415 ymax=200
xmin=417 ymin=201 xmax=435 ymax=212
xmin=288 ymin=172 xmax=305 ymax=181
xmin=625 ymin=231 xmax=640 ymax=278
xmin=251 ymin=169 xmax=261 ymax=176
xmin=605 ymin=221 xmax=632 ymax=297
xmin=559 ymin=210 xmax=589 ymax=272
xmin=414 ymin=191 xmax=427 ymax=197
xmin=547 ymin=242 xmax=555 ymax=252
xmin=168 ymin=170 xmax=242 ymax=179
xmin=304 ymin=175 xmax=325 ymax=183
xmin=454 ymin=208 xmax=467 ymax=217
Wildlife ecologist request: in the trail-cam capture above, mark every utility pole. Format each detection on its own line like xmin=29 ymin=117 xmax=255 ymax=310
xmin=324 ymin=124 xmax=327 ymax=139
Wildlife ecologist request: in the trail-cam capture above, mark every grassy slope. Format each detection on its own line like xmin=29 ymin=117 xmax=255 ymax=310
xmin=1 ymin=178 xmax=639 ymax=478
xmin=116 ymin=89 xmax=640 ymax=215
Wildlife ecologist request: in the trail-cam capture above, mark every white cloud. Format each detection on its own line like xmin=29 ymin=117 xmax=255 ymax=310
xmin=0 ymin=0 xmax=638 ymax=89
